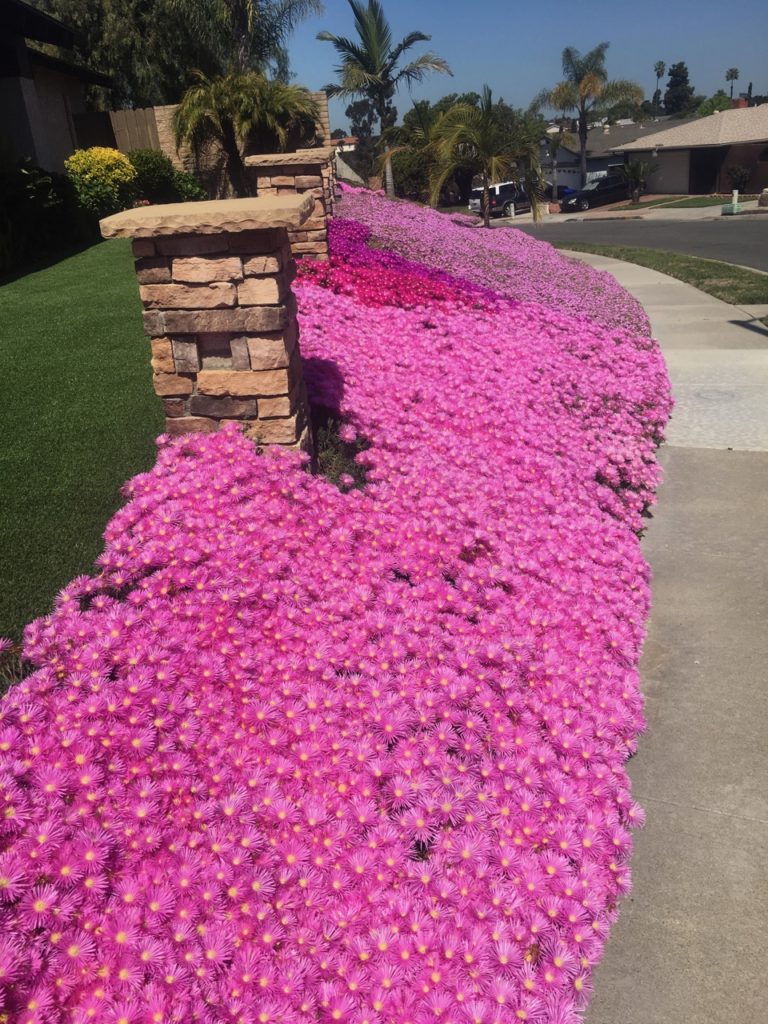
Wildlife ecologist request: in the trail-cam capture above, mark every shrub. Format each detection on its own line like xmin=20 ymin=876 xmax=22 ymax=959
xmin=128 ymin=149 xmax=206 ymax=203
xmin=172 ymin=168 xmax=206 ymax=201
xmin=64 ymin=146 xmax=137 ymax=218
xmin=127 ymin=148 xmax=179 ymax=203
xmin=726 ymin=164 xmax=751 ymax=192
xmin=0 ymin=157 xmax=86 ymax=274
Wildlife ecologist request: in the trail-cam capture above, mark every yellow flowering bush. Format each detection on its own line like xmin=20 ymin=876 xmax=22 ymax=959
xmin=64 ymin=147 xmax=137 ymax=218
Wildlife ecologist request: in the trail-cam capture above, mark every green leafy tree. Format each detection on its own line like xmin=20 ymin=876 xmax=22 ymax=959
xmin=697 ymin=90 xmax=732 ymax=117
xmin=37 ymin=0 xmax=320 ymax=107
xmin=429 ymin=86 xmax=542 ymax=228
xmin=725 ymin=67 xmax=739 ymax=99
xmin=173 ymin=72 xmax=318 ymax=196
xmin=538 ymin=43 xmax=643 ymax=186
xmin=317 ymin=0 xmax=451 ymax=196
xmin=383 ymin=93 xmax=484 ymax=202
xmin=664 ymin=61 xmax=696 ymax=115
xmin=38 ymin=0 xmax=208 ymax=107
xmin=170 ymin=0 xmax=322 ymax=78
xmin=653 ymin=60 xmax=665 ymax=116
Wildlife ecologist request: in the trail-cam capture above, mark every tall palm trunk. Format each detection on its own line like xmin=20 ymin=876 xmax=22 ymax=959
xmin=383 ymin=155 xmax=395 ymax=196
xmin=378 ymin=93 xmax=397 ymax=198
xmin=482 ymin=173 xmax=490 ymax=229
xmin=578 ymin=108 xmax=588 ymax=187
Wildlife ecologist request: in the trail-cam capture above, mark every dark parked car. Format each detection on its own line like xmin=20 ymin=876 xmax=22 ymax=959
xmin=468 ymin=181 xmax=531 ymax=218
xmin=560 ymin=174 xmax=630 ymax=211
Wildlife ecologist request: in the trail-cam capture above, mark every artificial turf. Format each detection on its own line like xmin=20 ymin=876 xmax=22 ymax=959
xmin=0 ymin=240 xmax=162 ymax=640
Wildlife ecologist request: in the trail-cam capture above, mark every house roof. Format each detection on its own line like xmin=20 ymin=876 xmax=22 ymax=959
xmin=619 ymin=105 xmax=768 ymax=152
xmin=2 ymin=0 xmax=75 ymax=47
xmin=27 ymin=46 xmax=112 ymax=87
xmin=554 ymin=118 xmax=698 ymax=158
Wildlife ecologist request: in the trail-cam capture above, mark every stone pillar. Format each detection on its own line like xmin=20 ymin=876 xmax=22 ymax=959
xmin=245 ymin=148 xmax=336 ymax=259
xmin=100 ymin=196 xmax=313 ymax=448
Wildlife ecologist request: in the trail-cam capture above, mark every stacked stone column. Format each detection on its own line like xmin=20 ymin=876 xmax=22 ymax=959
xmin=100 ymin=196 xmax=313 ymax=447
xmin=245 ymin=148 xmax=335 ymax=259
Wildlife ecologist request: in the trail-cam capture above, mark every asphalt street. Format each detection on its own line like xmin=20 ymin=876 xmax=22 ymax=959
xmin=515 ymin=219 xmax=768 ymax=273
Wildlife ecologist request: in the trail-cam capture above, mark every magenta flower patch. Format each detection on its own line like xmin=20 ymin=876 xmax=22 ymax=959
xmin=0 ymin=200 xmax=671 ymax=1023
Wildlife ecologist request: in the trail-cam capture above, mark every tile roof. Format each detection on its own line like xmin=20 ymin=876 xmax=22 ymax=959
xmin=619 ymin=106 xmax=768 ymax=151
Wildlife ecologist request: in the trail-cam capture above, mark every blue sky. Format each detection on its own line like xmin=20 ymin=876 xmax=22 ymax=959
xmin=287 ymin=0 xmax=767 ymax=130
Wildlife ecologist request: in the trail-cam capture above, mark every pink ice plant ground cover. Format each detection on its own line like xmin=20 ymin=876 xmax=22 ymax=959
xmin=0 ymin=202 xmax=671 ymax=1024
xmin=335 ymin=187 xmax=650 ymax=337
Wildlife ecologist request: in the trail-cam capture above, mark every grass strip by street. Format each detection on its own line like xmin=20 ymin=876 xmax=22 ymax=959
xmin=554 ymin=242 xmax=768 ymax=306
xmin=0 ymin=239 xmax=162 ymax=640
xmin=661 ymin=194 xmax=759 ymax=208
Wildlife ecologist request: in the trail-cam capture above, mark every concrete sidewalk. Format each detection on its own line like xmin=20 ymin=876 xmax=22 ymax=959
xmin=563 ymin=253 xmax=768 ymax=1024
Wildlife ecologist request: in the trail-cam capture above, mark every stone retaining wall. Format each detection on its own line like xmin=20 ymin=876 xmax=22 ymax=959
xmin=245 ymin=148 xmax=335 ymax=259
xmin=100 ymin=197 xmax=313 ymax=448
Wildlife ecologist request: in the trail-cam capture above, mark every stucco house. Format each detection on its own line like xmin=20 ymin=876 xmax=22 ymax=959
xmin=0 ymin=0 xmax=110 ymax=171
xmin=540 ymin=117 xmax=697 ymax=188
xmin=615 ymin=105 xmax=768 ymax=194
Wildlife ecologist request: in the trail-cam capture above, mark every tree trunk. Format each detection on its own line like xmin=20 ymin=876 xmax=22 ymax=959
xmin=221 ymin=119 xmax=251 ymax=198
xmin=383 ymin=155 xmax=395 ymax=198
xmin=552 ymin=159 xmax=558 ymax=201
xmin=482 ymin=174 xmax=490 ymax=229
xmin=578 ymin=109 xmax=588 ymax=188
xmin=378 ymin=92 xmax=397 ymax=198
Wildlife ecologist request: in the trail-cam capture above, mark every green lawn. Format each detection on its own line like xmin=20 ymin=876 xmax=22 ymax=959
xmin=555 ymin=242 xmax=768 ymax=306
xmin=662 ymin=195 xmax=759 ymax=208
xmin=611 ymin=196 xmax=686 ymax=210
xmin=0 ymin=240 xmax=162 ymax=639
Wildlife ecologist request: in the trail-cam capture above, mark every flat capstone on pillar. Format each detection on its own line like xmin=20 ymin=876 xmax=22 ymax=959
xmin=99 ymin=196 xmax=314 ymax=449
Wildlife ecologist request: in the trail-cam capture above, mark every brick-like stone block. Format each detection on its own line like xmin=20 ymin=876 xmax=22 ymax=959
xmin=292 ymin=242 xmax=328 ymax=256
xmin=237 ymin=276 xmax=285 ymax=306
xmin=245 ymin=326 xmax=297 ymax=370
xmin=164 ymin=416 xmax=218 ymax=435
xmin=140 ymin=282 xmax=237 ymax=309
xmin=171 ymin=338 xmax=200 ymax=373
xmin=189 ymin=395 xmax=258 ymax=418
xmin=156 ymin=234 xmax=228 ymax=256
xmin=295 ymin=175 xmax=323 ymax=189
xmin=258 ymin=393 xmax=296 ymax=418
xmin=172 ymin=257 xmax=243 ymax=283
xmin=241 ymin=415 xmax=299 ymax=445
xmin=143 ymin=310 xmax=165 ymax=336
xmin=163 ymin=307 xmax=287 ymax=334
xmin=230 ymin=337 xmax=251 ymax=370
xmin=133 ymin=239 xmax=155 ymax=258
xmin=271 ymin=175 xmax=296 ymax=187
xmin=197 ymin=368 xmax=290 ymax=397
xmin=136 ymin=258 xmax=171 ymax=284
xmin=228 ymin=230 xmax=284 ymax=254
xmin=150 ymin=338 xmax=175 ymax=373
xmin=243 ymin=254 xmax=282 ymax=276
xmin=153 ymin=373 xmax=193 ymax=396
xmin=163 ymin=398 xmax=186 ymax=418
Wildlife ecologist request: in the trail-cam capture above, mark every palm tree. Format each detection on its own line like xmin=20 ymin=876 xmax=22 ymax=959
xmin=173 ymin=71 xmax=319 ymax=196
xmin=653 ymin=60 xmax=666 ymax=116
xmin=540 ymin=43 xmax=643 ymax=187
xmin=429 ymin=86 xmax=542 ymax=228
xmin=726 ymin=67 xmax=739 ymax=99
xmin=317 ymin=0 xmax=451 ymax=196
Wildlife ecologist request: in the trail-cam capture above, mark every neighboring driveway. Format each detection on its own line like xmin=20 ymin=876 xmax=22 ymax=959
xmin=513 ymin=219 xmax=768 ymax=273
xmin=566 ymin=253 xmax=768 ymax=1024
